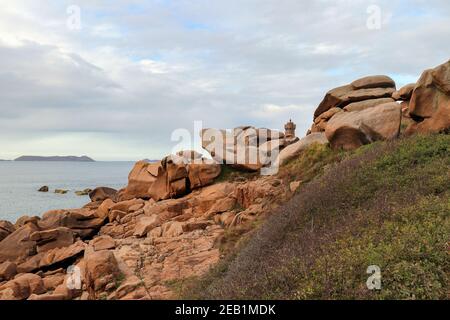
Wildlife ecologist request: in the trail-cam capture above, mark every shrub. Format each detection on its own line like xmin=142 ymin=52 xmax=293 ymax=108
xmin=181 ymin=134 xmax=450 ymax=300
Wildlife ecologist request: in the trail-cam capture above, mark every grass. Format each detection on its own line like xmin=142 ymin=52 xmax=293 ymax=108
xmin=278 ymin=142 xmax=346 ymax=184
xmin=180 ymin=133 xmax=450 ymax=300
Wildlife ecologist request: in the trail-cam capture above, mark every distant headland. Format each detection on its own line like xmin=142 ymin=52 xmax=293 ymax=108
xmin=14 ymin=155 xmax=95 ymax=162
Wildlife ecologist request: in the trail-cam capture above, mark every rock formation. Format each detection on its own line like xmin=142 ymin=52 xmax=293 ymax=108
xmin=325 ymin=102 xmax=402 ymax=150
xmin=313 ymin=75 xmax=396 ymax=120
xmin=405 ymin=60 xmax=450 ymax=135
xmin=0 ymin=60 xmax=448 ymax=300
xmin=118 ymin=154 xmax=222 ymax=202
xmin=200 ymin=124 xmax=299 ymax=172
xmin=306 ymin=60 xmax=449 ymax=149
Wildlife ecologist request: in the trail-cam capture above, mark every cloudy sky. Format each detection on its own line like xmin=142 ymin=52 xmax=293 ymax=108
xmin=0 ymin=0 xmax=449 ymax=160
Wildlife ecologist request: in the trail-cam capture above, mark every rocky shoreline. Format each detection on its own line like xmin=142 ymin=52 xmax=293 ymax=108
xmin=0 ymin=60 xmax=448 ymax=300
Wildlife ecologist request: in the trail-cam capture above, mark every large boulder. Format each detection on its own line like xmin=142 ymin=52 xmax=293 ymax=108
xmin=0 ymin=220 xmax=15 ymax=242
xmin=89 ymin=187 xmax=118 ymax=202
xmin=0 ymin=223 xmax=39 ymax=264
xmin=343 ymin=97 xmax=395 ymax=112
xmin=148 ymin=157 xmax=189 ymax=201
xmin=91 ymin=235 xmax=116 ymax=251
xmin=38 ymin=209 xmax=105 ymax=239
xmin=314 ymin=75 xmax=396 ymax=119
xmin=146 ymin=156 xmax=222 ymax=202
xmin=14 ymin=216 xmax=40 ymax=229
xmin=0 ymin=261 xmax=17 ymax=281
xmin=133 ymin=214 xmax=161 ymax=237
xmin=96 ymin=199 xmax=115 ymax=220
xmin=0 ymin=273 xmax=45 ymax=300
xmin=118 ymin=161 xmax=158 ymax=200
xmin=84 ymin=250 xmax=121 ymax=294
xmin=30 ymin=227 xmax=75 ymax=253
xmin=325 ymin=102 xmax=402 ymax=150
xmin=392 ymin=83 xmax=416 ymax=101
xmin=351 ymin=75 xmax=396 ymax=90
xmin=309 ymin=107 xmax=344 ymax=134
xmin=16 ymin=241 xmax=85 ymax=273
xmin=406 ymin=60 xmax=450 ymax=135
xmin=276 ymin=133 xmax=329 ymax=166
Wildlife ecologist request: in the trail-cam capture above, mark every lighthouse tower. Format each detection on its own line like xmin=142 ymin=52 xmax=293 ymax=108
xmin=284 ymin=119 xmax=296 ymax=139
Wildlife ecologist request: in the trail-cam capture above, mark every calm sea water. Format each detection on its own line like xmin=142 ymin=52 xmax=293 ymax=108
xmin=0 ymin=161 xmax=134 ymax=222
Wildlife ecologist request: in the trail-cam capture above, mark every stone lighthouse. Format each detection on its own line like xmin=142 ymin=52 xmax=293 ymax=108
xmin=284 ymin=119 xmax=296 ymax=139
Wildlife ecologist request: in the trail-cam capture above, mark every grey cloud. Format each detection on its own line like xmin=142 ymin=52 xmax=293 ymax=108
xmin=0 ymin=0 xmax=449 ymax=160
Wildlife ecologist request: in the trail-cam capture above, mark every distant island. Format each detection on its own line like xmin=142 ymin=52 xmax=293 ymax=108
xmin=14 ymin=155 xmax=95 ymax=162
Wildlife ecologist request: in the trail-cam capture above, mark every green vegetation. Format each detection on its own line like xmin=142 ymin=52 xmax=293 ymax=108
xmin=181 ymin=134 xmax=450 ymax=300
xmin=215 ymin=164 xmax=259 ymax=183
xmin=278 ymin=142 xmax=346 ymax=184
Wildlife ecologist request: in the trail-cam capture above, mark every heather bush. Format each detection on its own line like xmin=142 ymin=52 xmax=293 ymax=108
xmin=181 ymin=134 xmax=450 ymax=300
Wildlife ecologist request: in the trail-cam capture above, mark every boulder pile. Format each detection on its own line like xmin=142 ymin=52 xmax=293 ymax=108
xmin=308 ymin=75 xmax=401 ymax=150
xmin=200 ymin=125 xmax=298 ymax=172
xmin=307 ymin=60 xmax=449 ymax=150
xmin=0 ymin=167 xmax=289 ymax=299
xmin=118 ymin=152 xmax=221 ymax=201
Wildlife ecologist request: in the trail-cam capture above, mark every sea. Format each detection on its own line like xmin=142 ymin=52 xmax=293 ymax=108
xmin=0 ymin=161 xmax=135 ymax=223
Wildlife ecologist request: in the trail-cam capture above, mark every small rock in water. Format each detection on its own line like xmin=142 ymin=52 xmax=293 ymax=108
xmin=75 ymin=188 xmax=92 ymax=196
xmin=54 ymin=189 xmax=68 ymax=194
xmin=38 ymin=186 xmax=49 ymax=192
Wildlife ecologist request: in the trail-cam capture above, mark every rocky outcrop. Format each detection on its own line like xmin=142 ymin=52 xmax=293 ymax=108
xmin=119 ymin=155 xmax=221 ymax=202
xmin=314 ymin=75 xmax=396 ymax=120
xmin=309 ymin=76 xmax=397 ymax=136
xmin=325 ymin=102 xmax=402 ymax=150
xmin=405 ymin=60 xmax=450 ymax=135
xmin=200 ymin=126 xmax=295 ymax=172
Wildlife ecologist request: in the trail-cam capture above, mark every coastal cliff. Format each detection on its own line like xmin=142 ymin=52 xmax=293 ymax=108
xmin=0 ymin=60 xmax=448 ymax=300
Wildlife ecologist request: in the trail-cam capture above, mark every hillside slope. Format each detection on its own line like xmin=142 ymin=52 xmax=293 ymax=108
xmin=183 ymin=134 xmax=450 ymax=300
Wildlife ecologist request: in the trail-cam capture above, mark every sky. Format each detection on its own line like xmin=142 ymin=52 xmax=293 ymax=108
xmin=0 ymin=0 xmax=449 ymax=160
